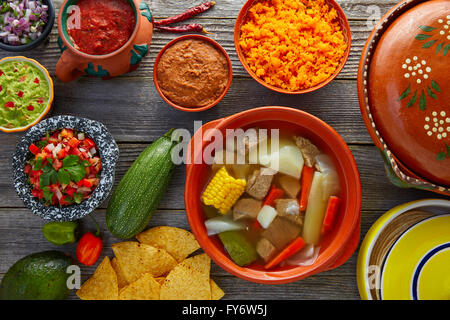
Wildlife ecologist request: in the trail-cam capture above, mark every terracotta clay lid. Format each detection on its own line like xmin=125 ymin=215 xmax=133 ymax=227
xmin=359 ymin=0 xmax=450 ymax=192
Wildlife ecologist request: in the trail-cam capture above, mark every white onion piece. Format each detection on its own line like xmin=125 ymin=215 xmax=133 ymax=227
xmin=205 ymin=216 xmax=244 ymax=236
xmin=285 ymin=244 xmax=320 ymax=267
xmin=257 ymin=205 xmax=277 ymax=229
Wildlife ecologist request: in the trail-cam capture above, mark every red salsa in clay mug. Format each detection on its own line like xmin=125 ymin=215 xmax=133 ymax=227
xmin=56 ymin=0 xmax=153 ymax=82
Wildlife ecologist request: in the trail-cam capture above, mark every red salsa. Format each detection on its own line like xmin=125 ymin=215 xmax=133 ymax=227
xmin=25 ymin=128 xmax=102 ymax=207
xmin=67 ymin=0 xmax=136 ymax=55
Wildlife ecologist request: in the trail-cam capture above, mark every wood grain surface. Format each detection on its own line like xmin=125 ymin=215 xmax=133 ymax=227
xmin=0 ymin=0 xmax=441 ymax=300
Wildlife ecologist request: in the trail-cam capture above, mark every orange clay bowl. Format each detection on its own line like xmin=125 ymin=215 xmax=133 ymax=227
xmin=153 ymin=35 xmax=233 ymax=113
xmin=234 ymin=0 xmax=351 ymax=95
xmin=185 ymin=106 xmax=362 ymax=284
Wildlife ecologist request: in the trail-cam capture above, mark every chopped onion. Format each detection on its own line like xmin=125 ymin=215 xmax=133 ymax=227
xmin=0 ymin=0 xmax=49 ymax=46
xmin=77 ymin=132 xmax=85 ymax=140
xmin=205 ymin=216 xmax=244 ymax=236
xmin=285 ymin=244 xmax=320 ymax=267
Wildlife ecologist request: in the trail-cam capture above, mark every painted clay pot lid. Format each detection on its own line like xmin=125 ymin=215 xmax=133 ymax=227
xmin=359 ymin=0 xmax=450 ymax=192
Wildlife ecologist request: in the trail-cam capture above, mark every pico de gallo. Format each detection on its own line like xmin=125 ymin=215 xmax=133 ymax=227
xmin=24 ymin=128 xmax=102 ymax=207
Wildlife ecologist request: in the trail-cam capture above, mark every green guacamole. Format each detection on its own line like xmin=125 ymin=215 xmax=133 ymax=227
xmin=0 ymin=60 xmax=50 ymax=129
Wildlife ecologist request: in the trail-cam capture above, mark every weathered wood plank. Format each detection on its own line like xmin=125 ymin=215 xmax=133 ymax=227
xmin=0 ymin=142 xmax=446 ymax=211
xmin=0 ymin=206 xmax=383 ymax=300
xmin=0 ymin=78 xmax=370 ymax=143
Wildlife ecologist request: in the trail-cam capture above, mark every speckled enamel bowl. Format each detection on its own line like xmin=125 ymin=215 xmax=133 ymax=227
xmin=12 ymin=115 xmax=119 ymax=221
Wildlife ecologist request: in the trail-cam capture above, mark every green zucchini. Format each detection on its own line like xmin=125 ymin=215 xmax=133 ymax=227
xmin=106 ymin=129 xmax=178 ymax=239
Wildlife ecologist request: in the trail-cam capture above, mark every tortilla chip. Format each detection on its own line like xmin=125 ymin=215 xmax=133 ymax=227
xmin=112 ymin=241 xmax=177 ymax=283
xmin=155 ymin=277 xmax=165 ymax=285
xmin=137 ymin=226 xmax=200 ymax=262
xmin=210 ymin=279 xmax=225 ymax=300
xmin=160 ymin=253 xmax=211 ymax=300
xmin=119 ymin=273 xmax=161 ymax=300
xmin=111 ymin=257 xmax=128 ymax=289
xmin=76 ymin=256 xmax=118 ymax=300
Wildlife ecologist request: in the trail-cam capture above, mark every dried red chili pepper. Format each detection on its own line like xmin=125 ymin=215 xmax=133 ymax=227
xmin=154 ymin=1 xmax=215 ymax=26
xmin=155 ymin=23 xmax=207 ymax=33
xmin=76 ymin=215 xmax=103 ymax=266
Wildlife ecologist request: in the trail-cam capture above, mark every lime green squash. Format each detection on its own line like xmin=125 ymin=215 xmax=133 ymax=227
xmin=106 ymin=129 xmax=178 ymax=239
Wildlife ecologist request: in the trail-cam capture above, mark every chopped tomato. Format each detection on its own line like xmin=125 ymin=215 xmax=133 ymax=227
xmin=32 ymin=189 xmax=44 ymax=199
xmin=24 ymin=164 xmax=32 ymax=175
xmin=70 ymin=147 xmax=81 ymax=156
xmin=65 ymin=187 xmax=77 ymax=197
xmin=78 ymin=178 xmax=93 ymax=188
xmin=68 ymin=137 xmax=80 ymax=148
xmin=53 ymin=159 xmax=63 ymax=171
xmin=17 ymin=91 xmax=24 ymax=98
xmin=57 ymin=149 xmax=67 ymax=159
xmin=5 ymin=101 xmax=15 ymax=108
xmin=83 ymin=138 xmax=96 ymax=149
xmin=27 ymin=105 xmax=34 ymax=111
xmin=29 ymin=144 xmax=41 ymax=155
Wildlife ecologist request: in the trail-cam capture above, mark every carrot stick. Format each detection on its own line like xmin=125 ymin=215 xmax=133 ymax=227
xmin=262 ymin=185 xmax=284 ymax=207
xmin=321 ymin=196 xmax=341 ymax=235
xmin=264 ymin=237 xmax=306 ymax=269
xmin=299 ymin=166 xmax=314 ymax=211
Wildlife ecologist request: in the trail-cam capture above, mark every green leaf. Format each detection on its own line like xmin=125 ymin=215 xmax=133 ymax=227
xmin=419 ymin=90 xmax=427 ymax=111
xmin=57 ymin=169 xmax=71 ymax=185
xmin=62 ymin=155 xmax=80 ymax=167
xmin=42 ymin=187 xmax=54 ymax=204
xmin=443 ymin=44 xmax=450 ymax=56
xmin=73 ymin=193 xmax=83 ymax=204
xmin=36 ymin=140 xmax=47 ymax=149
xmin=422 ymin=40 xmax=437 ymax=48
xmin=34 ymin=157 xmax=44 ymax=170
xmin=418 ymin=25 xmax=436 ymax=32
xmin=432 ymin=80 xmax=441 ymax=92
xmin=64 ymin=165 xmax=86 ymax=183
xmin=40 ymin=166 xmax=57 ymax=187
xmin=415 ymin=34 xmax=432 ymax=40
xmin=427 ymin=86 xmax=437 ymax=99
xmin=437 ymin=152 xmax=447 ymax=161
xmin=436 ymin=42 xmax=445 ymax=54
xmin=406 ymin=91 xmax=417 ymax=108
xmin=398 ymin=85 xmax=411 ymax=101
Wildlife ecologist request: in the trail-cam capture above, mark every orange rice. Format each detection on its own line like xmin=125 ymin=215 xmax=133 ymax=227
xmin=239 ymin=0 xmax=348 ymax=91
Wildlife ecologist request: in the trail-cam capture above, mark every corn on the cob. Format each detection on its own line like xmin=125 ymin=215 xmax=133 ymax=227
xmin=202 ymin=167 xmax=246 ymax=214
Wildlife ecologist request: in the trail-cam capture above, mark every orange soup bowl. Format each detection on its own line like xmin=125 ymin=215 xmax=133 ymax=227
xmin=153 ymin=35 xmax=233 ymax=112
xmin=185 ymin=107 xmax=362 ymax=284
xmin=234 ymin=0 xmax=351 ymax=95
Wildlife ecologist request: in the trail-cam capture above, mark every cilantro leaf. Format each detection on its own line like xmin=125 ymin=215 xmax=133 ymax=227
xmin=57 ymin=169 xmax=71 ymax=185
xmin=64 ymin=165 xmax=87 ymax=183
xmin=63 ymin=155 xmax=80 ymax=167
xmin=40 ymin=166 xmax=57 ymax=187
xmin=34 ymin=157 xmax=44 ymax=171
xmin=42 ymin=187 xmax=54 ymax=204
xmin=73 ymin=193 xmax=83 ymax=204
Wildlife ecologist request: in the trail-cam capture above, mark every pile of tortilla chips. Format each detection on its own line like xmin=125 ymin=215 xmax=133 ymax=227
xmin=76 ymin=226 xmax=225 ymax=300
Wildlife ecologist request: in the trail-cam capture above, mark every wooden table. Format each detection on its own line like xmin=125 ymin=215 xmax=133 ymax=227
xmin=0 ymin=0 xmax=446 ymax=300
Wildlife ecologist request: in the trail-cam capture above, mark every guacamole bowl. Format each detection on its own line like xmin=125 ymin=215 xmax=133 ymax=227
xmin=0 ymin=56 xmax=54 ymax=133
xmin=12 ymin=115 xmax=119 ymax=221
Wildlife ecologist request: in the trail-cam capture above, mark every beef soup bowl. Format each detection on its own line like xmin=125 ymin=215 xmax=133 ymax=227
xmin=185 ymin=107 xmax=361 ymax=284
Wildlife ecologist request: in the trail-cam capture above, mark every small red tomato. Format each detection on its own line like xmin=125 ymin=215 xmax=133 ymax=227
xmin=34 ymin=77 xmax=40 ymax=84
xmin=76 ymin=232 xmax=103 ymax=266
xmin=5 ymin=101 xmax=15 ymax=108
xmin=27 ymin=105 xmax=34 ymax=111
xmin=17 ymin=91 xmax=24 ymax=98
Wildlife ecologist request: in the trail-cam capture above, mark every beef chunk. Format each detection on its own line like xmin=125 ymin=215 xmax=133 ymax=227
xmin=294 ymin=136 xmax=320 ymax=167
xmin=233 ymin=198 xmax=262 ymax=220
xmin=256 ymin=238 xmax=277 ymax=262
xmin=275 ymin=199 xmax=303 ymax=227
xmin=278 ymin=175 xmax=301 ymax=198
xmin=262 ymin=217 xmax=301 ymax=250
xmin=245 ymin=168 xmax=275 ymax=200
xmin=235 ymin=128 xmax=268 ymax=156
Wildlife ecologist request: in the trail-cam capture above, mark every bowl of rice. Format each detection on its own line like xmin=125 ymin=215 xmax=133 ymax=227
xmin=234 ymin=0 xmax=351 ymax=94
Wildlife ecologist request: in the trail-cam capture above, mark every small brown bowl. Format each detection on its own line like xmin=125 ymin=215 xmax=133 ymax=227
xmin=234 ymin=0 xmax=351 ymax=95
xmin=153 ymin=35 xmax=233 ymax=112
